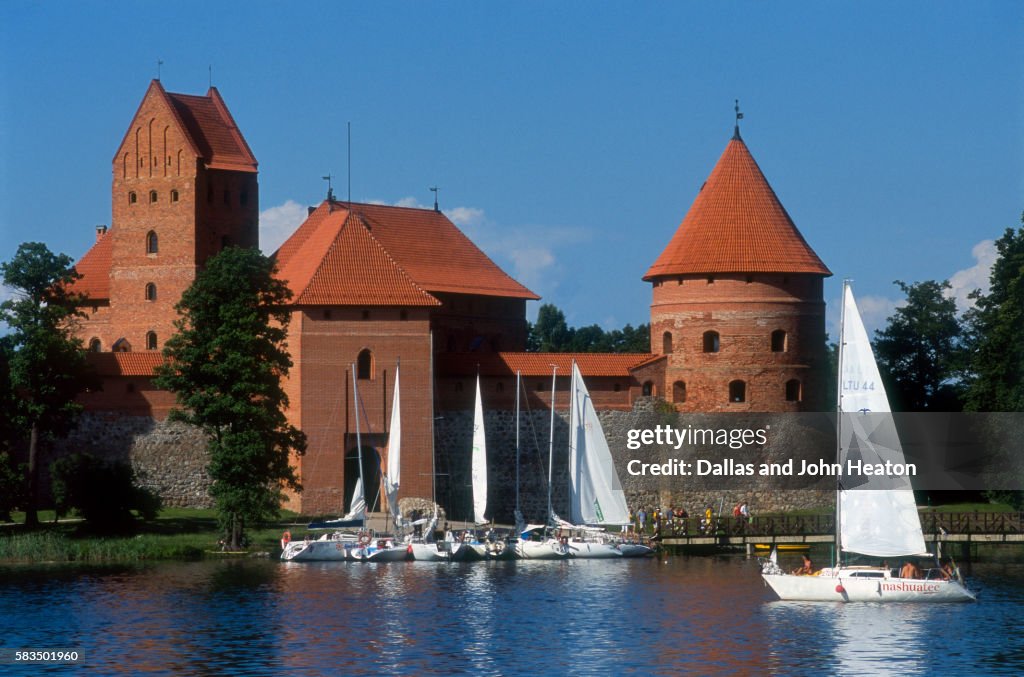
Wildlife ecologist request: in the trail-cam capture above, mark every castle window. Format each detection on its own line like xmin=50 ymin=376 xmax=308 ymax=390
xmin=112 ymin=338 xmax=132 ymax=352
xmin=771 ymin=330 xmax=787 ymax=353
xmin=703 ymin=331 xmax=720 ymax=353
xmin=746 ymin=275 xmax=754 ymax=284
xmin=662 ymin=331 xmax=673 ymax=354
xmin=145 ymin=283 xmax=157 ymax=301
xmin=89 ymin=338 xmax=101 ymax=352
xmin=149 ymin=190 xmax=158 ymax=203
xmin=146 ymin=230 xmax=158 ymax=254
xmin=786 ymin=379 xmax=801 ymax=402
xmin=729 ymin=380 xmax=746 ymax=403
xmin=673 ymin=381 xmax=687 ymax=403
xmin=707 ymin=276 xmax=715 ymax=284
xmin=642 ymin=381 xmax=655 ymax=397
xmin=129 ymin=191 xmax=137 ymax=204
xmin=167 ymin=155 xmax=172 ymax=166
xmin=170 ymin=189 xmax=179 ymax=202
xmin=146 ymin=331 xmax=157 ymax=350
xmin=357 ymin=349 xmax=373 ymax=380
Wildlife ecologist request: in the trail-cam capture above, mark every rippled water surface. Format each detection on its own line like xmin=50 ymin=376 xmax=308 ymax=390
xmin=1 ymin=555 xmax=1021 ymax=675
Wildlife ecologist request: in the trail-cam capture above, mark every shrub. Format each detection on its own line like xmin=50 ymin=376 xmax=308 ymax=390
xmin=50 ymin=453 xmax=161 ymax=533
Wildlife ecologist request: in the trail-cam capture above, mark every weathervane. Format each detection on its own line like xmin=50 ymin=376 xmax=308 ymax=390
xmin=733 ymin=99 xmax=744 ymax=140
xmin=430 ymin=186 xmax=439 ymax=212
xmin=157 ymin=59 xmax=164 ymax=81
xmin=323 ymin=174 xmax=334 ymax=202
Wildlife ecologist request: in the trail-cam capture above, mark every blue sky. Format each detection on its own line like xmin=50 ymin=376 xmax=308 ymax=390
xmin=1 ymin=2 xmax=1021 ymax=337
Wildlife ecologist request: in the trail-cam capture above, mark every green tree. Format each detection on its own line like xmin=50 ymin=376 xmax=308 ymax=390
xmin=529 ymin=304 xmax=573 ymax=351
xmin=873 ymin=280 xmax=964 ymax=411
xmin=50 ymin=453 xmax=161 ymax=533
xmin=154 ymin=247 xmax=306 ymax=549
xmin=527 ymin=303 xmax=650 ymax=353
xmin=0 ymin=242 xmax=94 ymax=526
xmin=963 ymin=221 xmax=1024 ymax=412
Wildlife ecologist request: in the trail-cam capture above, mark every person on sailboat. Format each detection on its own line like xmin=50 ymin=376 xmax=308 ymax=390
xmin=793 ymin=554 xmax=813 ymax=576
xmin=900 ymin=561 xmax=922 ymax=579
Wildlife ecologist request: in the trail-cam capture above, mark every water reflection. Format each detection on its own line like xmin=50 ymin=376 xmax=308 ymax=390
xmin=0 ymin=558 xmax=1021 ymax=675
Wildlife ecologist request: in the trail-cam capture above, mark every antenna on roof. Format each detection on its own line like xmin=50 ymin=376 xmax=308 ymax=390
xmin=157 ymin=59 xmax=164 ymax=82
xmin=323 ymin=174 xmax=334 ymax=202
xmin=430 ymin=186 xmax=439 ymax=212
xmin=208 ymin=64 xmax=213 ymax=88
xmin=347 ymin=121 xmax=352 ymax=203
xmin=733 ymin=99 xmax=744 ymax=140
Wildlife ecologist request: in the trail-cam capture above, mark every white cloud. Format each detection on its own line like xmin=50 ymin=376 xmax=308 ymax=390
xmin=259 ymin=200 xmax=309 ymax=255
xmin=946 ymin=239 xmax=996 ymax=312
xmin=446 ymin=206 xmax=485 ymax=229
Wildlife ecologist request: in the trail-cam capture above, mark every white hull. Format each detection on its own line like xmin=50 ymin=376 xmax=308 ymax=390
xmin=516 ymin=539 xmax=572 ymax=560
xmin=762 ymin=568 xmax=975 ymax=603
xmin=409 ymin=542 xmax=450 ymax=561
xmin=354 ymin=544 xmax=411 ymax=562
xmin=281 ymin=538 xmax=352 ymax=562
xmin=565 ymin=541 xmax=622 ymax=559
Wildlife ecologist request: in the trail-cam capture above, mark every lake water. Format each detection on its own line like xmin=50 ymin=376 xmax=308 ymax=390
xmin=1 ymin=553 xmax=1021 ymax=675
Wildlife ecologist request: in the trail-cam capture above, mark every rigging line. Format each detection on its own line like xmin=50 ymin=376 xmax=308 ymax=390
xmin=355 ymin=376 xmax=382 ymax=513
xmin=520 ymin=378 xmax=553 ymax=521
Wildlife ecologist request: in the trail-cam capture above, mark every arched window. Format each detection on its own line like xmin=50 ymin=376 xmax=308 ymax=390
xmin=729 ymin=380 xmax=746 ymax=403
xmin=662 ymin=331 xmax=673 ymax=354
xmin=170 ymin=189 xmax=179 ymax=202
xmin=145 ymin=283 xmax=157 ymax=301
xmin=146 ymin=331 xmax=157 ymax=350
xmin=149 ymin=190 xmax=158 ymax=203
xmin=112 ymin=338 xmax=132 ymax=352
xmin=786 ymin=379 xmax=801 ymax=402
xmin=771 ymin=329 xmax=787 ymax=353
xmin=357 ymin=349 xmax=373 ymax=380
xmin=89 ymin=338 xmax=102 ymax=352
xmin=146 ymin=230 xmax=158 ymax=254
xmin=642 ymin=381 xmax=654 ymax=397
xmin=129 ymin=191 xmax=137 ymax=204
xmin=673 ymin=380 xmax=687 ymax=403
xmin=703 ymin=330 xmax=720 ymax=353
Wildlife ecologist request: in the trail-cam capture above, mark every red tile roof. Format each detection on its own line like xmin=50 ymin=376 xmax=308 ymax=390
xmin=274 ymin=205 xmax=440 ymax=306
xmin=69 ymin=230 xmax=113 ymax=301
xmin=437 ymin=352 xmax=651 ymax=378
xmin=274 ymin=201 xmax=538 ymax=302
xmin=645 ymin=137 xmax=831 ymax=279
xmin=165 ymin=86 xmax=257 ymax=172
xmin=88 ymin=351 xmax=164 ymax=376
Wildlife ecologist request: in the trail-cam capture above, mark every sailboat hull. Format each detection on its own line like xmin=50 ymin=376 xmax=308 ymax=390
xmin=516 ymin=540 xmax=572 ymax=560
xmin=566 ymin=541 xmax=623 ymax=559
xmin=762 ymin=571 xmax=975 ymax=603
xmin=281 ymin=538 xmax=352 ymax=562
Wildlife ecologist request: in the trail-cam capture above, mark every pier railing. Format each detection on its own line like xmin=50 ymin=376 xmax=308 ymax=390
xmin=654 ymin=510 xmax=1024 ymax=545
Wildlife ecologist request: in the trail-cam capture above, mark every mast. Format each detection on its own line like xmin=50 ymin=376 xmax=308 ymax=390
xmin=546 ymin=364 xmax=558 ymax=527
xmin=352 ymin=362 xmax=365 ymax=525
xmin=835 ymin=279 xmax=850 ymax=565
xmin=515 ymin=370 xmax=521 ymax=519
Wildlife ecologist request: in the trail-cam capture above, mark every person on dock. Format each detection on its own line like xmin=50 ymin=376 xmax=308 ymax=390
xmin=637 ymin=508 xmax=647 ymax=532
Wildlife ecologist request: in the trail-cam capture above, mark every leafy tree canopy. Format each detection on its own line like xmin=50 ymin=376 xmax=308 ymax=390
xmin=527 ymin=304 xmax=649 ymax=353
xmin=155 ymin=247 xmax=306 ymax=548
xmin=963 ymin=220 xmax=1024 ymax=413
xmin=874 ymin=279 xmax=964 ymax=411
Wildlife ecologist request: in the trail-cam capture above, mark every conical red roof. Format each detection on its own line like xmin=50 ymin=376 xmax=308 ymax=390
xmin=644 ymin=136 xmax=830 ymax=279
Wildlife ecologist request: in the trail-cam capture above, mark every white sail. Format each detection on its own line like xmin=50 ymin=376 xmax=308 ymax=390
xmin=838 ymin=283 xmax=926 ymax=557
xmin=568 ymin=362 xmax=630 ymax=526
xmin=471 ymin=375 xmax=488 ymax=525
xmin=383 ymin=363 xmax=401 ymax=525
xmin=343 ymin=476 xmax=366 ymax=522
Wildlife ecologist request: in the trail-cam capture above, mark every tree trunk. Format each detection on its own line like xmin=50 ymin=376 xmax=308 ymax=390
xmin=24 ymin=424 xmax=39 ymax=527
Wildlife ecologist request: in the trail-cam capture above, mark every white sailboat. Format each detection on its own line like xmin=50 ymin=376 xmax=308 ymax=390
xmin=564 ymin=361 xmax=653 ymax=558
xmin=450 ymin=375 xmax=490 ymax=561
xmin=761 ymin=282 xmax=974 ymax=602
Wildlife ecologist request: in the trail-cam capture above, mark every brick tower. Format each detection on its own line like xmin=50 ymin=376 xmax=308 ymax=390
xmin=74 ymin=80 xmax=258 ymax=354
xmin=642 ymin=125 xmax=831 ymax=412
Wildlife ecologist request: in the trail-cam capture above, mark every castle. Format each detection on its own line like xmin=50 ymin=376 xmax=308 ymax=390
xmin=70 ymin=81 xmax=830 ymax=515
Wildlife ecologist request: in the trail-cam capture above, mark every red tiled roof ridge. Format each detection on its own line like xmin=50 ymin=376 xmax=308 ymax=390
xmin=293 ymin=211 xmax=440 ymax=306
xmin=70 ymin=228 xmax=113 ymax=300
xmin=439 ymin=352 xmax=652 ymax=377
xmin=111 ymin=80 xmax=202 ymax=165
xmin=644 ymin=136 xmax=831 ymax=279
xmin=164 ymin=87 xmax=257 ymax=172
xmin=87 ymin=351 xmax=164 ymax=377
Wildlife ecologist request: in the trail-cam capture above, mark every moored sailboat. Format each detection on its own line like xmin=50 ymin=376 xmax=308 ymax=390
xmin=761 ymin=282 xmax=974 ymax=602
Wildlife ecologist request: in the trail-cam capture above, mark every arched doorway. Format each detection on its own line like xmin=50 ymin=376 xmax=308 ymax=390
xmin=344 ymin=445 xmax=382 ymax=513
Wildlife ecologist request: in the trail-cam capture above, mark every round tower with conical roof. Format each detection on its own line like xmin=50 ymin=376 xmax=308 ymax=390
xmin=643 ymin=129 xmax=831 ymax=412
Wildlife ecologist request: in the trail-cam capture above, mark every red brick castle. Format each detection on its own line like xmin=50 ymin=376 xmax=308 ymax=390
xmin=70 ymin=82 xmax=830 ymax=514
